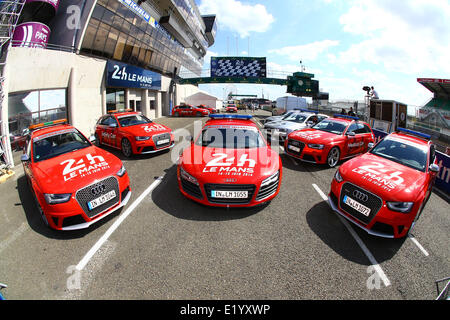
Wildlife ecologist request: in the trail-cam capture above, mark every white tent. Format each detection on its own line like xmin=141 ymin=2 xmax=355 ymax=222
xmin=184 ymin=91 xmax=222 ymax=110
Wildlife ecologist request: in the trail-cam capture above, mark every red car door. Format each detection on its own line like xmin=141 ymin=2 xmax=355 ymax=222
xmin=345 ymin=123 xmax=364 ymax=156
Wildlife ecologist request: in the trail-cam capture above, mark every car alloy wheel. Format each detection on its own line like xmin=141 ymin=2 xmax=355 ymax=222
xmin=122 ymin=138 xmax=132 ymax=158
xmin=327 ymin=147 xmax=340 ymax=168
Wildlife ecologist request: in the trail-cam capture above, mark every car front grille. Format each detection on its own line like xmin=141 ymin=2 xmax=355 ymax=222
xmin=204 ymin=184 xmax=256 ymax=204
xmin=339 ymin=182 xmax=382 ymax=225
xmin=256 ymin=172 xmax=280 ymax=201
xmin=75 ymin=176 xmax=120 ymax=218
xmin=286 ymin=139 xmax=305 ymax=156
xmin=180 ymin=177 xmax=203 ymax=199
xmin=152 ymin=132 xmax=171 ymax=149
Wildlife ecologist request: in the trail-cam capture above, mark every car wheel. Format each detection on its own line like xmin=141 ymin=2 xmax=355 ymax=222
xmin=174 ymin=112 xmax=179 ymax=117
xmin=196 ymin=112 xmax=202 ymax=117
xmin=327 ymin=147 xmax=340 ymax=168
xmin=121 ymin=138 xmax=132 ymax=158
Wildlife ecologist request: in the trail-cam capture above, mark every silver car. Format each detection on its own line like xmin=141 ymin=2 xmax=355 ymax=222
xmin=264 ymin=111 xmax=328 ymax=141
xmin=262 ymin=110 xmax=297 ymax=124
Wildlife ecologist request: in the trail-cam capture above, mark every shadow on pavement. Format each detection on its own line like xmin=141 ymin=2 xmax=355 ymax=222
xmin=306 ymin=201 xmax=406 ymax=265
xmin=151 ymin=165 xmax=269 ymax=221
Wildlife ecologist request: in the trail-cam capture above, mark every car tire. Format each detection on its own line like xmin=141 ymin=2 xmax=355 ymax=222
xmin=196 ymin=112 xmax=202 ymax=117
xmin=327 ymin=147 xmax=340 ymax=168
xmin=174 ymin=112 xmax=179 ymax=117
xmin=121 ymin=138 xmax=132 ymax=158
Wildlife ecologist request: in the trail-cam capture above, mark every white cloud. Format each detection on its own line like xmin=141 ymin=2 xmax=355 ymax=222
xmin=336 ymin=0 xmax=450 ymax=75
xmin=268 ymin=40 xmax=340 ymax=62
xmin=198 ymin=0 xmax=275 ymax=38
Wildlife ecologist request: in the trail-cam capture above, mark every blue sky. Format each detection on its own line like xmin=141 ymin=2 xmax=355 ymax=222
xmin=195 ymin=0 xmax=450 ymax=107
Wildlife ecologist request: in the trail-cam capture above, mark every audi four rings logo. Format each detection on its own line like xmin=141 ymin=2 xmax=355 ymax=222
xmin=91 ymin=184 xmax=106 ymax=196
xmin=353 ymin=190 xmax=369 ymax=202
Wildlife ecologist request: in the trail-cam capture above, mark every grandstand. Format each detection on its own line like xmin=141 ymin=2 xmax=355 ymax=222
xmin=410 ymin=78 xmax=450 ymax=149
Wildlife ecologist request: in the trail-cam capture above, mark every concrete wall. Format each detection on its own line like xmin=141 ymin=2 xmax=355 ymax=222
xmin=7 ymin=47 xmax=202 ymax=137
xmin=8 ymin=47 xmax=106 ymax=137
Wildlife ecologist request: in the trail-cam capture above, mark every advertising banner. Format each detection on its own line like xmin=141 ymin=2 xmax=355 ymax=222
xmin=211 ymin=57 xmax=267 ymax=78
xmin=12 ymin=22 xmax=51 ymax=48
xmin=106 ymin=60 xmax=162 ymax=91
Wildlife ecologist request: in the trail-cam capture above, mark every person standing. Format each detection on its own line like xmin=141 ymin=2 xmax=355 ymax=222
xmin=348 ymin=107 xmax=356 ymax=116
xmin=370 ymin=86 xmax=379 ymax=99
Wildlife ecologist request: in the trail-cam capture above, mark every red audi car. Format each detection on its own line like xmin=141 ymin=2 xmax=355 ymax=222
xmin=328 ymin=128 xmax=439 ymax=238
xmin=198 ymin=104 xmax=216 ymax=114
xmin=226 ymin=104 xmax=238 ymax=113
xmin=172 ymin=104 xmax=210 ymax=117
xmin=177 ymin=114 xmax=282 ymax=207
xmin=21 ymin=120 xmax=131 ymax=231
xmin=285 ymin=115 xmax=374 ymax=167
xmin=94 ymin=111 xmax=174 ymax=157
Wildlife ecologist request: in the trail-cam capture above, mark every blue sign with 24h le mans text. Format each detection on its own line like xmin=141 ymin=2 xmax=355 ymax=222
xmin=106 ymin=60 xmax=161 ymax=90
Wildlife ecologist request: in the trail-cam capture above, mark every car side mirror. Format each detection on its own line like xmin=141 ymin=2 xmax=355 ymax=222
xmin=89 ymin=135 xmax=96 ymax=143
xmin=21 ymin=154 xmax=30 ymax=162
xmin=347 ymin=132 xmax=355 ymax=137
xmin=429 ymin=164 xmax=440 ymax=173
xmin=108 ymin=123 xmax=117 ymax=128
xmin=367 ymin=142 xmax=374 ymax=150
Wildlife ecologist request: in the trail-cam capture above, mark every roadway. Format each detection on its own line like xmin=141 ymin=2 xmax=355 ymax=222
xmin=0 ymin=109 xmax=448 ymax=300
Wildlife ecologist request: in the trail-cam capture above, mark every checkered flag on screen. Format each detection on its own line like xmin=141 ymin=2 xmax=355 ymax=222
xmin=211 ymin=57 xmax=266 ymax=77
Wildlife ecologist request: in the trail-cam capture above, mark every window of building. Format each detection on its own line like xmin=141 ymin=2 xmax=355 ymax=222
xmin=8 ymin=89 xmax=68 ymax=136
xmin=106 ymin=89 xmax=125 ymax=113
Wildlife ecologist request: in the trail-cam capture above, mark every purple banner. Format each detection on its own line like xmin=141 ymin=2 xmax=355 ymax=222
xmin=12 ymin=22 xmax=51 ymax=48
xmin=25 ymin=0 xmax=60 ymax=11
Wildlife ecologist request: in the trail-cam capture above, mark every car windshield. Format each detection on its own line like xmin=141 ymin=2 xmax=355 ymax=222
xmin=117 ymin=114 xmax=152 ymax=127
xmin=312 ymin=119 xmax=347 ymax=135
xmin=282 ymin=113 xmax=307 ymax=123
xmin=33 ymin=130 xmax=91 ymax=162
xmin=370 ymin=137 xmax=428 ymax=172
xmin=195 ymin=127 xmax=266 ymax=149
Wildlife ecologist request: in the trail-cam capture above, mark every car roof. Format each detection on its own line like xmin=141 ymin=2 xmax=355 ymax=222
xmin=205 ymin=118 xmax=258 ymax=128
xmin=110 ymin=111 xmax=139 ymax=118
xmin=30 ymin=124 xmax=75 ymax=137
xmin=388 ymin=132 xmax=431 ymax=147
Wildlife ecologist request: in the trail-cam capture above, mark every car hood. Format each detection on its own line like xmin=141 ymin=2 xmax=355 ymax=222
xmin=265 ymin=120 xmax=307 ymax=131
xmin=288 ymin=128 xmax=341 ymax=144
xmin=340 ymin=153 xmax=427 ymax=201
xmin=180 ymin=145 xmax=281 ymax=184
xmin=32 ymin=146 xmax=123 ymax=193
xmin=121 ymin=123 xmax=171 ymax=137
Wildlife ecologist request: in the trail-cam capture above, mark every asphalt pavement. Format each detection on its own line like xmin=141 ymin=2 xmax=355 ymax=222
xmin=0 ymin=109 xmax=448 ymax=300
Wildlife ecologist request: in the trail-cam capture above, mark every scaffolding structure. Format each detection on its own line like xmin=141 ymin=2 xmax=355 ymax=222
xmin=0 ymin=0 xmax=26 ymax=172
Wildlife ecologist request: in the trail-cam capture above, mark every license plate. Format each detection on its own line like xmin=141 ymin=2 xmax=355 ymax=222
xmin=288 ymin=145 xmax=301 ymax=152
xmin=156 ymin=138 xmax=170 ymax=145
xmin=343 ymin=195 xmax=371 ymax=216
xmin=211 ymin=190 xmax=248 ymax=199
xmin=87 ymin=190 xmax=116 ymax=210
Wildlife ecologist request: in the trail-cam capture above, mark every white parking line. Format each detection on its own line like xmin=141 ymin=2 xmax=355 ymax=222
xmin=76 ymin=176 xmax=164 ymax=271
xmin=408 ymin=234 xmax=429 ymax=257
xmin=312 ymin=183 xmax=391 ymax=288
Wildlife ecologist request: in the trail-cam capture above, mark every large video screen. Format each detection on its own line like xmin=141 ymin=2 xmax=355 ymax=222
xmin=211 ymin=57 xmax=266 ymax=78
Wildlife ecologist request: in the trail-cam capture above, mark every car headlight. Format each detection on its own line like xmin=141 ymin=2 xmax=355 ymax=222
xmin=135 ymin=136 xmax=150 ymax=141
xmin=44 ymin=193 xmax=72 ymax=204
xmin=180 ymin=166 xmax=199 ymax=186
xmin=308 ymin=143 xmax=324 ymax=149
xmin=386 ymin=202 xmax=414 ymax=213
xmin=261 ymin=171 xmax=279 ymax=187
xmin=334 ymin=170 xmax=343 ymax=183
xmin=117 ymin=164 xmax=127 ymax=177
